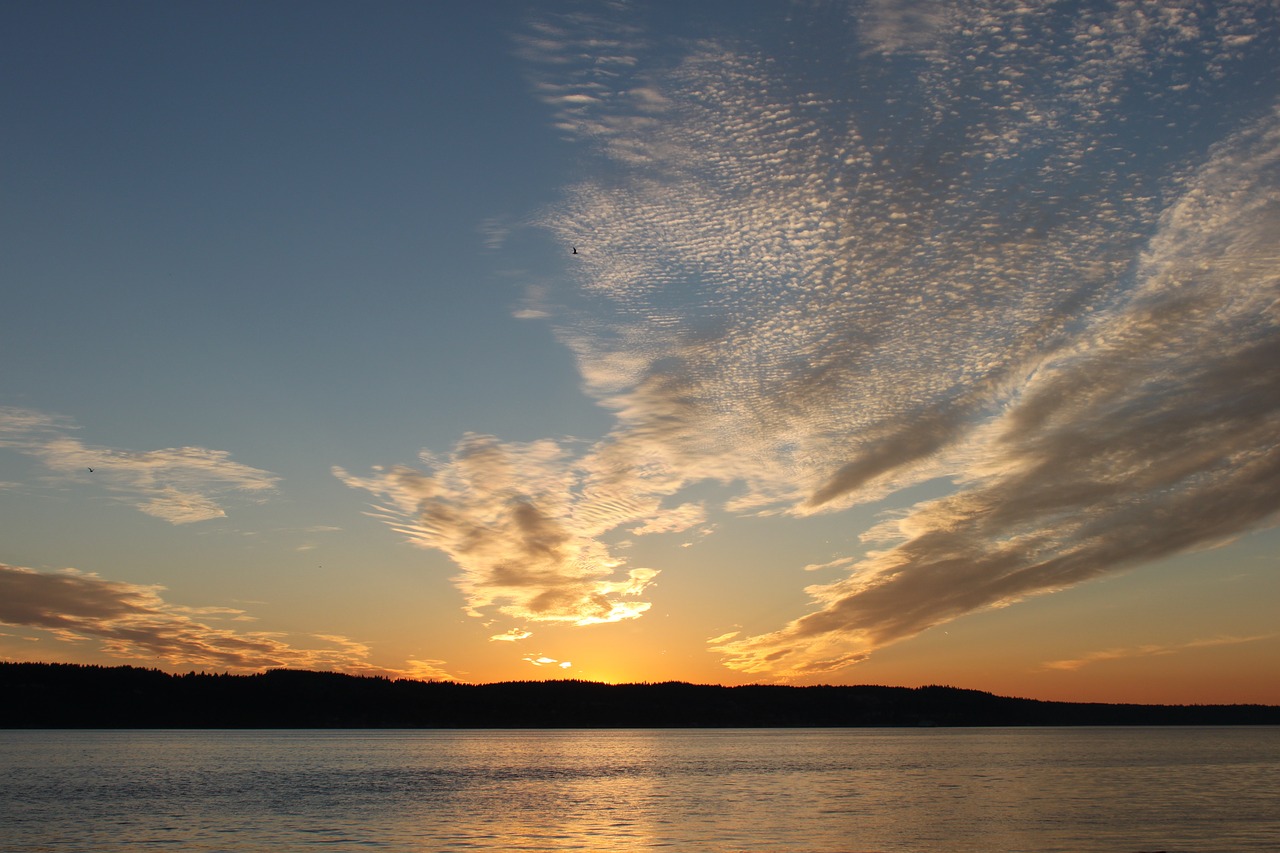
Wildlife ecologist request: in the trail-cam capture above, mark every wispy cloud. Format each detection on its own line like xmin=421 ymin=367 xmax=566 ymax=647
xmin=803 ymin=557 xmax=858 ymax=574
xmin=854 ymin=0 xmax=954 ymax=58
xmin=490 ymin=628 xmax=533 ymax=642
xmin=627 ymin=501 xmax=706 ymax=536
xmin=716 ymin=108 xmax=1280 ymax=675
xmin=1043 ymin=634 xmax=1277 ymax=672
xmin=345 ymin=2 xmax=1278 ymax=674
xmin=524 ymin=653 xmax=572 ymax=670
xmin=0 ymin=563 xmax=449 ymax=678
xmin=513 ymin=0 xmax=659 ymax=159
xmin=403 ymin=658 xmax=457 ymax=681
xmin=0 ymin=407 xmax=278 ymax=523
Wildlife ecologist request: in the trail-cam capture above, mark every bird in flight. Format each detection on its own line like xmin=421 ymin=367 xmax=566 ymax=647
xmin=87 ymin=468 xmax=93 ymax=473
xmin=571 ymin=246 xmax=578 ymax=255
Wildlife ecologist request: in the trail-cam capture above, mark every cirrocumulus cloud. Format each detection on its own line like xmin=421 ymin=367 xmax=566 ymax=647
xmin=342 ymin=0 xmax=1279 ymax=677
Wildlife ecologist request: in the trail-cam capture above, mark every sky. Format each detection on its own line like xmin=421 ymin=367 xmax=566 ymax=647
xmin=2 ymin=0 xmax=1278 ymax=705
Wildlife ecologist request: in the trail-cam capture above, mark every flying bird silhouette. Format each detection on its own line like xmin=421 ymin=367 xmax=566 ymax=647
xmin=571 ymin=246 xmax=578 ymax=255
xmin=87 ymin=468 xmax=93 ymax=473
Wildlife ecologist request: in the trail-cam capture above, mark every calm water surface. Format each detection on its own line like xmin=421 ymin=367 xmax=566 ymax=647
xmin=1 ymin=727 xmax=1276 ymax=852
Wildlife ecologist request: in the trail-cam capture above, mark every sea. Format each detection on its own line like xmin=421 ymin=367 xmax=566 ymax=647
xmin=1 ymin=727 xmax=1276 ymax=852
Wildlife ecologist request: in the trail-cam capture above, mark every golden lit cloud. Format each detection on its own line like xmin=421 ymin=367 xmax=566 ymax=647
xmin=717 ymin=110 xmax=1280 ymax=675
xmin=523 ymin=654 xmax=573 ymax=670
xmin=1042 ymin=635 xmax=1277 ymax=672
xmin=490 ymin=628 xmax=534 ymax=642
xmin=334 ymin=434 xmax=661 ymax=628
xmin=340 ymin=1 xmax=1278 ymax=679
xmin=0 ymin=564 xmax=445 ymax=679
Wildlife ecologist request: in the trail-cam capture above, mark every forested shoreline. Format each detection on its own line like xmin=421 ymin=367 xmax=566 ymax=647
xmin=2 ymin=662 xmax=1277 ymax=728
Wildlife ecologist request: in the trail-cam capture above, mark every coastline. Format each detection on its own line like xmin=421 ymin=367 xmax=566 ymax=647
xmin=5 ymin=662 xmax=1279 ymax=728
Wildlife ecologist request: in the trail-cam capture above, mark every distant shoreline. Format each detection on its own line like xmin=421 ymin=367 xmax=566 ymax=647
xmin=3 ymin=662 xmax=1278 ymax=728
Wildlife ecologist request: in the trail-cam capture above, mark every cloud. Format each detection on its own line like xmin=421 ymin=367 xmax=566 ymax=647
xmin=803 ymin=557 xmax=857 ymax=573
xmin=538 ymin=2 xmax=1280 ymax=677
xmin=348 ymin=3 xmax=1278 ymax=672
xmin=855 ymin=0 xmax=954 ymax=58
xmin=716 ymin=108 xmax=1280 ymax=675
xmin=478 ymin=216 xmax=513 ymax=251
xmin=0 ymin=407 xmax=278 ymax=523
xmin=0 ymin=564 xmax=450 ymax=679
xmin=0 ymin=408 xmax=69 ymax=434
xmin=1043 ymin=635 xmax=1278 ymax=672
xmin=404 ymin=658 xmax=457 ymax=681
xmin=627 ymin=501 xmax=706 ymax=536
xmin=334 ymin=434 xmax=661 ymax=627
xmin=491 ymin=628 xmax=533 ymax=642
xmin=513 ymin=0 xmax=658 ymax=158
xmin=513 ymin=283 xmax=555 ymax=320
xmin=524 ymin=654 xmax=572 ymax=670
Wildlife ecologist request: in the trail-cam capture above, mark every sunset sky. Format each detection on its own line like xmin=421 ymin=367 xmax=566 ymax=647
xmin=3 ymin=0 xmax=1278 ymax=705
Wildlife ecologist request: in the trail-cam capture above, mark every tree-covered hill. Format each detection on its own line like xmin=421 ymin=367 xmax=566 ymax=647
xmin=2 ymin=662 xmax=1277 ymax=728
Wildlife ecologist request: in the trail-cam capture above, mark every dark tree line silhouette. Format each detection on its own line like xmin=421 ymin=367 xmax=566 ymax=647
xmin=2 ymin=662 xmax=1277 ymax=728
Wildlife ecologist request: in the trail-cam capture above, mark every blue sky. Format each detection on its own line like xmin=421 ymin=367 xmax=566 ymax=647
xmin=3 ymin=0 xmax=1279 ymax=702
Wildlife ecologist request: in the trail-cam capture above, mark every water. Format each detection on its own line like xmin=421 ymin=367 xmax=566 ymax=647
xmin=1 ymin=727 xmax=1276 ymax=852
